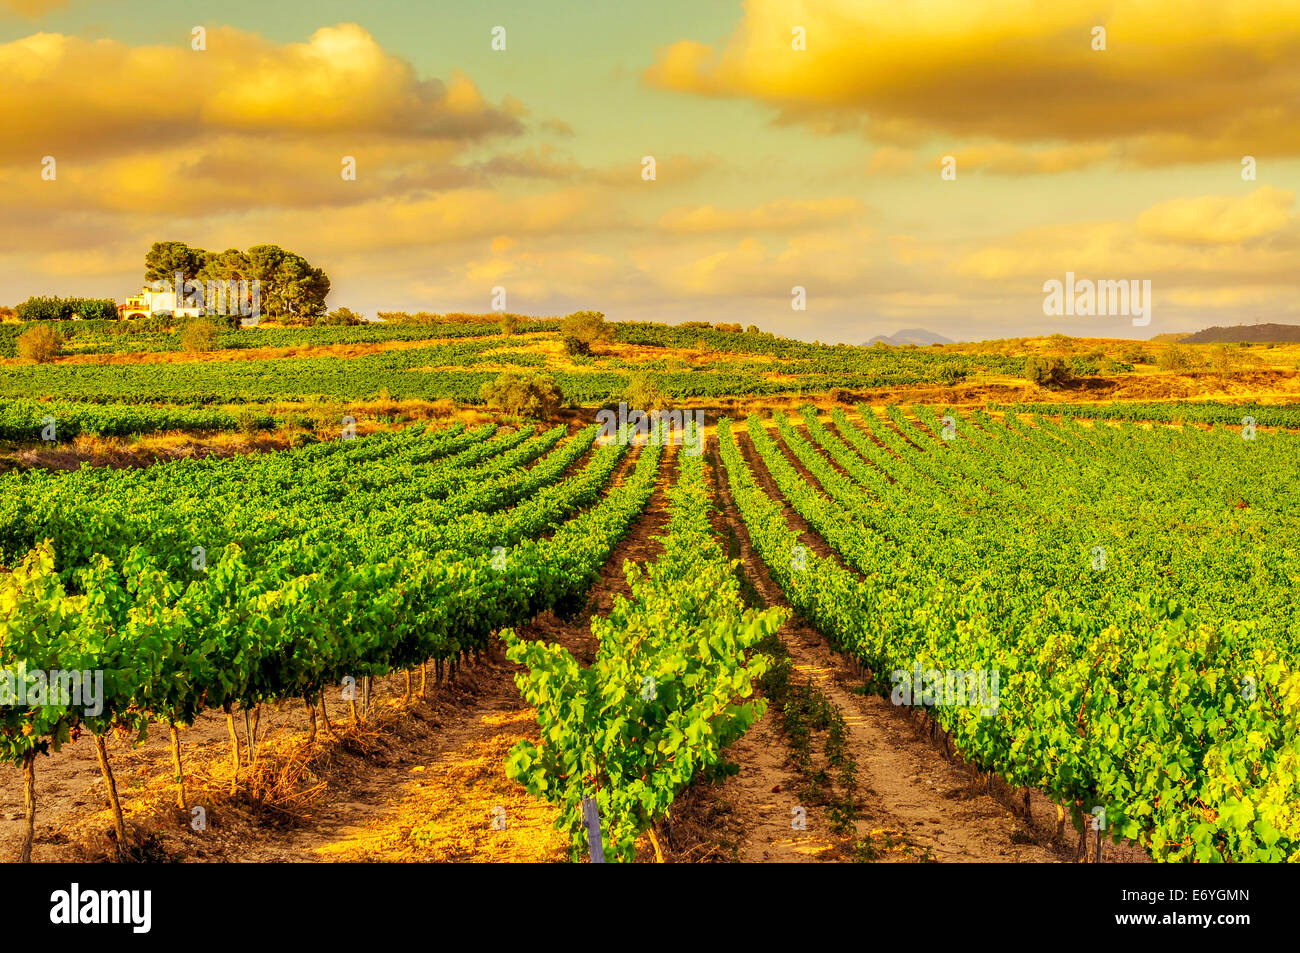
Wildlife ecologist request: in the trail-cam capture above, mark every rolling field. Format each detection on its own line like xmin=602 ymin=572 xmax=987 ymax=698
xmin=1 ymin=317 xmax=1298 ymax=864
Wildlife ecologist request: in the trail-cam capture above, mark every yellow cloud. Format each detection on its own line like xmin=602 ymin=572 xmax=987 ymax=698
xmin=943 ymin=143 xmax=1116 ymax=176
xmin=589 ymin=153 xmax=722 ymax=188
xmin=471 ymin=148 xmax=722 ymax=188
xmin=221 ymin=186 xmax=624 ymax=254
xmin=633 ymin=227 xmax=880 ymax=298
xmin=646 ymin=1 xmax=1300 ymax=164
xmin=0 ymin=0 xmax=70 ymax=15
xmin=657 ymin=197 xmax=864 ymax=233
xmin=1163 ymin=286 xmax=1291 ymax=309
xmin=0 ymin=24 xmax=521 ymax=165
xmin=1136 ymin=186 xmax=1295 ymax=245
xmin=473 ymin=145 xmax=586 ymax=181
xmin=407 ymin=246 xmax=624 ymax=309
xmin=0 ymin=137 xmax=475 ymax=216
xmin=38 ymin=247 xmax=138 ymax=277
xmin=888 ymin=235 xmax=944 ymax=266
xmin=951 ymin=187 xmax=1298 ymax=282
xmin=0 ymin=24 xmax=546 ymax=227
xmin=866 ymin=147 xmax=916 ymax=176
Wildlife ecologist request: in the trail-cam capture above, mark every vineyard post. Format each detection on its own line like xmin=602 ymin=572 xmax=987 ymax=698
xmin=169 ymin=723 xmax=187 ymax=811
xmin=224 ymin=701 xmax=241 ymax=795
xmin=251 ymin=705 xmax=261 ymax=762
xmin=20 ymin=749 xmax=36 ymax=863
xmin=92 ymin=734 xmax=128 ymax=858
xmin=305 ymin=696 xmax=317 ymax=744
xmin=581 ymin=797 xmax=604 ymax=863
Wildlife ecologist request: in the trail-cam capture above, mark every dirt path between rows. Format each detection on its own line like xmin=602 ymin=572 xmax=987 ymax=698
xmin=765 ymin=419 xmax=1149 ymax=862
xmin=307 ymin=446 xmax=681 ymax=861
xmin=650 ymin=451 xmax=850 ymax=863
xmin=714 ymin=432 xmax=1065 ymax=862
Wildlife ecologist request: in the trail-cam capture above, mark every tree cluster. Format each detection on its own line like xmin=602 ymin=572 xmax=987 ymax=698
xmin=144 ymin=241 xmax=330 ymax=323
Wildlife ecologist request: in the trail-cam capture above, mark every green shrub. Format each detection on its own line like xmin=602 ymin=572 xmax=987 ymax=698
xmin=560 ymin=310 xmax=612 ymax=349
xmin=1119 ymin=343 xmax=1152 ymax=365
xmin=318 ymin=306 xmax=364 ymax=326
xmin=563 ymin=335 xmax=591 ymax=357
xmin=15 ymin=324 xmax=62 ymax=363
xmin=305 ymin=400 xmax=347 ymax=433
xmin=934 ymin=362 xmax=969 ymax=385
xmin=479 ymin=373 xmax=563 ymax=419
xmin=15 ymin=296 xmax=117 ymax=322
xmin=178 ymin=317 xmax=219 ymax=352
xmin=202 ymin=311 xmax=241 ymax=330
xmin=235 ymin=407 xmax=266 ymax=435
xmin=1157 ymin=346 xmax=1196 ymax=371
xmin=624 ymin=371 xmax=668 ymax=410
xmin=1023 ymin=354 xmax=1071 ymax=388
xmin=116 ymin=315 xmax=172 ymax=334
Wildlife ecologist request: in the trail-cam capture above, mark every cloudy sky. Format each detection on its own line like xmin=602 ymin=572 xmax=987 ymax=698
xmin=2 ymin=0 xmax=1297 ymax=343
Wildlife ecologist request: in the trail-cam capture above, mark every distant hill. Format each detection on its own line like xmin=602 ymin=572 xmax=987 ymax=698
xmin=864 ymin=328 xmax=953 ymax=347
xmin=1182 ymin=323 xmax=1300 ymax=344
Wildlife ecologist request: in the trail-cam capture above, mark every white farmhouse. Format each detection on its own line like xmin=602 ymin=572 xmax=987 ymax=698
xmin=118 ymin=286 xmax=204 ymax=320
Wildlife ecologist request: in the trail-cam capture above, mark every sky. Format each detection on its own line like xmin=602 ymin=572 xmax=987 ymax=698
xmin=1 ymin=0 xmax=1297 ymax=344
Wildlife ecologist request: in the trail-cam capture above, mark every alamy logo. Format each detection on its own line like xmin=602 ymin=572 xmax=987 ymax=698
xmin=150 ymin=271 xmax=261 ymax=319
xmin=0 ymin=667 xmax=103 ymax=716
xmin=49 ymin=883 xmax=151 ymax=933
xmin=595 ymin=403 xmax=704 ymax=456
xmin=890 ymin=663 xmax=1000 ymax=716
xmin=1042 ymin=271 xmax=1151 ymax=327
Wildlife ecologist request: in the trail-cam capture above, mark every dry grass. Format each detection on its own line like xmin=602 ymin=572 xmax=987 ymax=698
xmin=1 ymin=431 xmax=291 ymax=472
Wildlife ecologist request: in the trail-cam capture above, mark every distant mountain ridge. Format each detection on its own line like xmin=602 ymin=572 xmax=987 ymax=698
xmin=863 ymin=328 xmax=954 ymax=346
xmin=1181 ymin=323 xmax=1300 ymax=343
